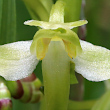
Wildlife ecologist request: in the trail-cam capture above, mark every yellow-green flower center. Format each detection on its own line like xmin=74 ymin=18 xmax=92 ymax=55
xmin=24 ymin=1 xmax=88 ymax=60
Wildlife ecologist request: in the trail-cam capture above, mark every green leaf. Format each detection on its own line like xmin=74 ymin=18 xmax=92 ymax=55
xmin=0 ymin=0 xmax=3 ymax=35
xmin=39 ymin=0 xmax=53 ymax=14
xmin=0 ymin=0 xmax=16 ymax=44
xmin=22 ymin=0 xmax=49 ymax=21
xmin=92 ymin=90 xmax=110 ymax=110
xmin=70 ymin=61 xmax=78 ymax=84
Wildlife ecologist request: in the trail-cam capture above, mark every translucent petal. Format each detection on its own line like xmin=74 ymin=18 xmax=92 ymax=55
xmin=24 ymin=20 xmax=87 ymax=30
xmin=0 ymin=41 xmax=39 ymax=81
xmin=49 ymin=1 xmax=64 ymax=23
xmin=63 ymin=40 xmax=77 ymax=58
xmin=30 ymin=37 xmax=51 ymax=60
xmin=31 ymin=29 xmax=82 ymax=59
xmin=65 ymin=20 xmax=88 ymax=29
xmin=72 ymin=40 xmax=110 ymax=81
xmin=24 ymin=20 xmax=49 ymax=29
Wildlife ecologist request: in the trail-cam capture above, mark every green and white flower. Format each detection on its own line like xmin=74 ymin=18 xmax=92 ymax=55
xmin=0 ymin=1 xmax=110 ymax=82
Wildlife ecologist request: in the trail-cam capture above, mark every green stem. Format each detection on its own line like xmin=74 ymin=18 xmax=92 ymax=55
xmin=42 ymin=41 xmax=70 ymax=110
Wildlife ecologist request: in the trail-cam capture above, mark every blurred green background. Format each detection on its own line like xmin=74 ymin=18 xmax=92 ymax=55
xmin=6 ymin=0 xmax=110 ymax=109
xmin=84 ymin=0 xmax=110 ymax=100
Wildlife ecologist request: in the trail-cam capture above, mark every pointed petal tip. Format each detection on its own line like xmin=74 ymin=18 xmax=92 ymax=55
xmin=82 ymin=20 xmax=88 ymax=24
xmin=78 ymin=20 xmax=88 ymax=25
xmin=24 ymin=20 xmax=34 ymax=25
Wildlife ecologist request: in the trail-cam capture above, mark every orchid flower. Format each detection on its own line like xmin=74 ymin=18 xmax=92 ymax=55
xmin=0 ymin=1 xmax=110 ymax=83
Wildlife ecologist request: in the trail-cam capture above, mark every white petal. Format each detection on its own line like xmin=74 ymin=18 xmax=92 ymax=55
xmin=72 ymin=40 xmax=110 ymax=81
xmin=0 ymin=41 xmax=39 ymax=81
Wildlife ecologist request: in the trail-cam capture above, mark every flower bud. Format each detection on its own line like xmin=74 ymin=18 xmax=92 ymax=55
xmin=20 ymin=73 xmax=43 ymax=103
xmin=0 ymin=77 xmax=12 ymax=110
xmin=21 ymin=73 xmax=36 ymax=82
xmin=6 ymin=80 xmax=24 ymax=99
xmin=0 ymin=99 xmax=12 ymax=110
xmin=20 ymin=82 xmax=32 ymax=103
xmin=30 ymin=78 xmax=43 ymax=103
